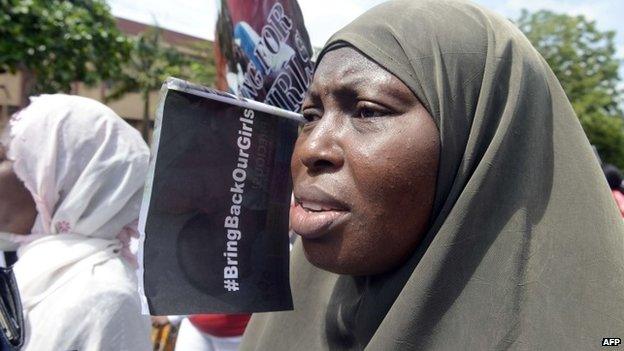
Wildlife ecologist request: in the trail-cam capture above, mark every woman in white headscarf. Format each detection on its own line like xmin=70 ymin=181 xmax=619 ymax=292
xmin=0 ymin=94 xmax=152 ymax=350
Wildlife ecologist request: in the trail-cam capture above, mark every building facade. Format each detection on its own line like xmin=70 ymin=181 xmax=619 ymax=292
xmin=0 ymin=17 xmax=212 ymax=135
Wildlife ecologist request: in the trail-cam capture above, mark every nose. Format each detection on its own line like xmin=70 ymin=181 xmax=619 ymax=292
xmin=297 ymin=119 xmax=344 ymax=174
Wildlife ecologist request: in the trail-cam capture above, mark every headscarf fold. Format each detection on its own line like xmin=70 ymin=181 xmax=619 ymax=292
xmin=241 ymin=0 xmax=624 ymax=349
xmin=2 ymin=94 xmax=149 ymax=311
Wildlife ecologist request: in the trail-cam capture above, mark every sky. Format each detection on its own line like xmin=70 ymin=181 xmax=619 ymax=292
xmin=106 ymin=0 xmax=624 ymax=70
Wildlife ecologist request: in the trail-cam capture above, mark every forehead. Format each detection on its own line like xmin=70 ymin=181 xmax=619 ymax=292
xmin=305 ymin=47 xmax=418 ymax=109
xmin=310 ymin=47 xmax=398 ymax=93
xmin=316 ymin=47 xmax=379 ymax=74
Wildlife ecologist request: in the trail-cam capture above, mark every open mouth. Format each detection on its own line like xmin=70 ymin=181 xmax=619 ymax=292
xmin=290 ymin=196 xmax=349 ymax=239
xmin=298 ymin=199 xmax=346 ymax=212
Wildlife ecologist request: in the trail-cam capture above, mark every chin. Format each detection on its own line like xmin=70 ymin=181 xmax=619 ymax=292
xmin=301 ymin=238 xmax=391 ymax=276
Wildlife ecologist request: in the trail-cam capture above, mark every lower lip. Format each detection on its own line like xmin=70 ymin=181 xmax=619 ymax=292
xmin=290 ymin=203 xmax=348 ymax=239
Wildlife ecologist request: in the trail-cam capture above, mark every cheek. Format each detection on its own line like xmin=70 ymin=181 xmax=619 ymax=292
xmin=348 ymin=155 xmax=436 ymax=264
xmin=0 ymin=162 xmax=16 ymax=199
xmin=0 ymin=163 xmax=37 ymax=234
xmin=290 ymin=137 xmax=303 ymax=175
xmin=339 ymin=116 xmax=439 ymax=272
xmin=348 ymin=123 xmax=439 ymax=221
xmin=290 ymin=134 xmax=311 ymax=182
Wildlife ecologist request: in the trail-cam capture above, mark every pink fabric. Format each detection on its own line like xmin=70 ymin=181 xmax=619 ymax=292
xmin=612 ymin=190 xmax=624 ymax=217
xmin=32 ymin=194 xmax=52 ymax=233
xmin=4 ymin=94 xmax=150 ymax=311
xmin=117 ymin=220 xmax=140 ymax=268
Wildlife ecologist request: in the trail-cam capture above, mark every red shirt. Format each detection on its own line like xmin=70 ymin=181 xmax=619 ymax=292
xmin=188 ymin=314 xmax=252 ymax=337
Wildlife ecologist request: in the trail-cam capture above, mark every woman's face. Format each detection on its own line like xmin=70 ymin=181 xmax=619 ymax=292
xmin=0 ymin=143 xmax=37 ymax=234
xmin=290 ymin=47 xmax=440 ymax=276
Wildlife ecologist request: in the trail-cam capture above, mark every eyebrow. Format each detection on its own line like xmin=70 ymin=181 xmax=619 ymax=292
xmin=308 ymin=68 xmax=368 ymax=91
xmin=338 ymin=73 xmax=369 ymax=88
xmin=305 ymin=67 xmax=419 ymax=110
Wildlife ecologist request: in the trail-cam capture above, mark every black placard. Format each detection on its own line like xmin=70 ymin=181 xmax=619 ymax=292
xmin=139 ymin=79 xmax=300 ymax=314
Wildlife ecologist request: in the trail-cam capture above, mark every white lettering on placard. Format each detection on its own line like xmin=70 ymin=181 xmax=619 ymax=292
xmin=223 ymin=109 xmax=255 ymax=292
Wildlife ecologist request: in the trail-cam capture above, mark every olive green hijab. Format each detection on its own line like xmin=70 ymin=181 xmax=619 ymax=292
xmin=241 ymin=0 xmax=624 ymax=349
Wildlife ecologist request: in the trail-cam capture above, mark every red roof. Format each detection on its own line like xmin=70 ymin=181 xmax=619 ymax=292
xmin=115 ymin=17 xmax=210 ymax=46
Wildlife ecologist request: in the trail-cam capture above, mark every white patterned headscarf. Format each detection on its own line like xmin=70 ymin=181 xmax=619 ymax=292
xmin=2 ymin=94 xmax=149 ymax=311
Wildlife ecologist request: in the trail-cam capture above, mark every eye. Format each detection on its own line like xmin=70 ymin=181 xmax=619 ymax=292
xmin=358 ymin=107 xmax=384 ymax=118
xmin=355 ymin=102 xmax=392 ymax=119
xmin=302 ymin=108 xmax=322 ymax=123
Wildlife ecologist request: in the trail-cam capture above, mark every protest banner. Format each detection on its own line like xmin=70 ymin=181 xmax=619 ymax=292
xmin=138 ymin=0 xmax=314 ymax=315
xmin=214 ymin=0 xmax=314 ymax=112
xmin=138 ymin=78 xmax=304 ymax=314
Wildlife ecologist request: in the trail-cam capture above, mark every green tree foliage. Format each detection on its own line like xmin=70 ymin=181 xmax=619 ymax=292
xmin=107 ymin=26 xmax=216 ymax=139
xmin=107 ymin=27 xmax=188 ymax=139
xmin=0 ymin=0 xmax=131 ymax=102
xmin=516 ymin=9 xmax=624 ymax=168
xmin=187 ymin=40 xmax=216 ymax=87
